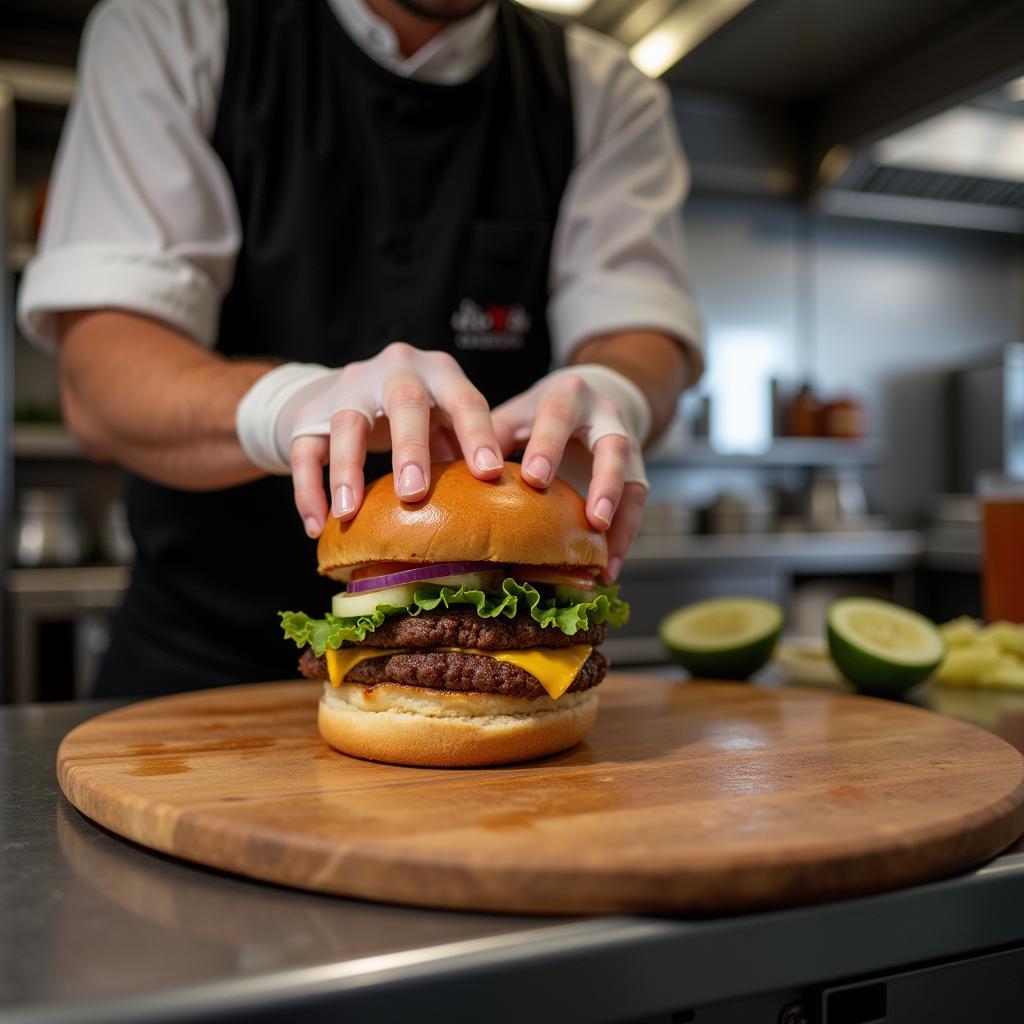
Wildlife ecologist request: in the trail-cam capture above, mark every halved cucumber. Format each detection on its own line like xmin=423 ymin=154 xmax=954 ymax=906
xmin=659 ymin=597 xmax=783 ymax=680
xmin=827 ymin=598 xmax=944 ymax=695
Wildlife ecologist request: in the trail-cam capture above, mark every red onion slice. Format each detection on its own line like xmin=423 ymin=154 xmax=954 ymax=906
xmin=345 ymin=561 xmax=499 ymax=593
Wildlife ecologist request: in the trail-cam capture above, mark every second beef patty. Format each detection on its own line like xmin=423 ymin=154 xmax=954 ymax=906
xmin=300 ymin=647 xmax=608 ymax=698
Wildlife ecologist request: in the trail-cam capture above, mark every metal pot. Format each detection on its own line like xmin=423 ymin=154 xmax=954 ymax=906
xmin=807 ymin=471 xmax=869 ymax=531
xmin=101 ymin=500 xmax=135 ymax=565
xmin=708 ymin=491 xmax=775 ymax=534
xmin=13 ymin=488 xmax=88 ymax=567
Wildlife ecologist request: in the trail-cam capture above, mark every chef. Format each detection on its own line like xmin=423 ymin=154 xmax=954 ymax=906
xmin=18 ymin=0 xmax=702 ymax=697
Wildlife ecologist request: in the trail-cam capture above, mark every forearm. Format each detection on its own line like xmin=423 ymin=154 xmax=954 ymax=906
xmin=569 ymin=331 xmax=697 ymax=446
xmin=58 ymin=310 xmax=273 ymax=490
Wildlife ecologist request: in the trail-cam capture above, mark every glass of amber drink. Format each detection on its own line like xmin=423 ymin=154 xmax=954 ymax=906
xmin=981 ymin=475 xmax=1024 ymax=623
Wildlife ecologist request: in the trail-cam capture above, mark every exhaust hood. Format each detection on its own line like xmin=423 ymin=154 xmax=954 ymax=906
xmin=818 ymin=89 xmax=1024 ymax=233
xmin=656 ymin=0 xmax=1024 ymax=232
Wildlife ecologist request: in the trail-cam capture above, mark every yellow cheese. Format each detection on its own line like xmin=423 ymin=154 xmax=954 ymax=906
xmin=324 ymin=644 xmax=592 ymax=700
xmin=485 ymin=646 xmax=592 ymax=700
xmin=325 ymin=647 xmax=405 ymax=686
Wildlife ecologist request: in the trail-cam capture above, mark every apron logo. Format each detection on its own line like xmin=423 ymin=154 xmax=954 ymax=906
xmin=451 ymin=299 xmax=531 ymax=351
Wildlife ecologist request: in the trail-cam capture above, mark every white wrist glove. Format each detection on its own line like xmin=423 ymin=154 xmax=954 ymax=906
xmin=235 ymin=344 xmax=505 ymax=513
xmin=493 ymin=364 xmax=651 ymax=495
xmin=236 ymin=363 xmax=335 ymax=474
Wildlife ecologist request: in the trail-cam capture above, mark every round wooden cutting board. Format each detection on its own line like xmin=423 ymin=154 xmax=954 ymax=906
xmin=57 ymin=677 xmax=1024 ymax=915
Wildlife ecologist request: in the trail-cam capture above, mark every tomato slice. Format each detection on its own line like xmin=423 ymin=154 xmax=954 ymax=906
xmin=508 ymin=565 xmax=597 ymax=590
xmin=350 ymin=562 xmax=420 ymax=581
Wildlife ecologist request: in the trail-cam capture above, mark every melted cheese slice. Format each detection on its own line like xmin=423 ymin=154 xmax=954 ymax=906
xmin=325 ymin=645 xmax=592 ymax=700
xmin=484 ymin=646 xmax=592 ymax=700
xmin=326 ymin=648 xmax=405 ymax=687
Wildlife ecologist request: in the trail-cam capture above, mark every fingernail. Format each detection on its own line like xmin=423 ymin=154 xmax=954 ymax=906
xmin=474 ymin=447 xmax=502 ymax=473
xmin=593 ymin=497 xmax=614 ymax=527
xmin=607 ymin=556 xmax=623 ymax=580
xmin=527 ymin=455 xmax=552 ymax=486
xmin=399 ymin=463 xmax=427 ymax=499
xmin=333 ymin=484 xmax=354 ymax=518
xmin=304 ymin=516 xmax=320 ymax=538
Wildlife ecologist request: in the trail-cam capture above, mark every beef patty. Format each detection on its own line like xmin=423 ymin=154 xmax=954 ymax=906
xmin=299 ymin=647 xmax=608 ymax=699
xmin=358 ymin=608 xmax=607 ymax=650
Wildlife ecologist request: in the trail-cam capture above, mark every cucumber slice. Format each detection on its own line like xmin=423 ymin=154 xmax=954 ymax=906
xmin=554 ymin=583 xmax=597 ymax=604
xmin=827 ymin=598 xmax=944 ymax=695
xmin=331 ymin=574 xmax=500 ymax=618
xmin=774 ymin=639 xmax=845 ymax=687
xmin=411 ymin=571 xmax=500 ymax=593
xmin=332 ymin=583 xmax=419 ymax=617
xmin=659 ymin=597 xmax=783 ymax=680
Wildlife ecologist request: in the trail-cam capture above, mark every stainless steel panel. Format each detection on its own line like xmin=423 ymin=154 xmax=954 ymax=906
xmin=5 ymin=701 xmax=1024 ymax=1024
xmin=822 ymin=946 xmax=1024 ymax=1024
xmin=1005 ymin=342 xmax=1024 ymax=479
xmin=0 ymin=83 xmax=15 ymax=698
xmin=949 ymin=343 xmax=1024 ymax=492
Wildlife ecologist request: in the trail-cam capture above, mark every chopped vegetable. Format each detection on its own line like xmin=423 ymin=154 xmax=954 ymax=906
xmin=940 ymin=616 xmax=982 ymax=648
xmin=934 ymin=618 xmax=1024 ymax=690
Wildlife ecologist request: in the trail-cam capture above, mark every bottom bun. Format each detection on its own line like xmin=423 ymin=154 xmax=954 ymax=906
xmin=318 ymin=682 xmax=599 ymax=768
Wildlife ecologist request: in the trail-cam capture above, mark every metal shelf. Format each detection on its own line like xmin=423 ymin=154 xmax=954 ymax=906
xmin=6 ymin=564 xmax=129 ymax=595
xmin=648 ymin=437 xmax=888 ymax=468
xmin=624 ymin=528 xmax=923 ymax=574
xmin=11 ymin=424 xmax=81 ymax=458
xmin=0 ymin=61 xmax=75 ymax=107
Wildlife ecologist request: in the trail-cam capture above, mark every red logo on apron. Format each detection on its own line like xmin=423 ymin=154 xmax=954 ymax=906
xmin=451 ymin=299 xmax=531 ymax=351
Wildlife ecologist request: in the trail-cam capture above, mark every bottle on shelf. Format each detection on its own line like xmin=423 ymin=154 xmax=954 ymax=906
xmin=786 ymin=383 xmax=824 ymax=438
xmin=822 ymin=394 xmax=867 ymax=440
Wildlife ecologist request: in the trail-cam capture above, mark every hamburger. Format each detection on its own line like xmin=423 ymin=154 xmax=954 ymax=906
xmin=280 ymin=461 xmax=629 ymax=767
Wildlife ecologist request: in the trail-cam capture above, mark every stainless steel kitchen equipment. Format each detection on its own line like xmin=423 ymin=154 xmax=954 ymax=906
xmin=7 ymin=689 xmax=1024 ymax=1024
xmin=636 ymin=500 xmax=697 ymax=537
xmin=0 ymin=82 xmax=13 ymax=690
xmin=707 ymin=490 xmax=775 ymax=534
xmin=949 ymin=342 xmax=1024 ymax=493
xmin=100 ymin=499 xmax=135 ymax=565
xmin=807 ymin=469 xmax=869 ymax=531
xmin=7 ymin=565 xmax=128 ymax=702
xmin=12 ymin=486 xmax=87 ymax=567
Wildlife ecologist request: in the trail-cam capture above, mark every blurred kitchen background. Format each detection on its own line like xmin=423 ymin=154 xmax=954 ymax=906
xmin=2 ymin=0 xmax=1023 ymax=700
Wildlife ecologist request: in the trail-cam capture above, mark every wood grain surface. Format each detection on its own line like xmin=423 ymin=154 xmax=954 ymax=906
xmin=57 ymin=677 xmax=1024 ymax=915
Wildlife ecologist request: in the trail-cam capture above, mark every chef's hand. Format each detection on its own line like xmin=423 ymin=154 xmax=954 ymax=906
xmin=235 ymin=342 xmax=503 ymax=536
xmin=491 ymin=365 xmax=651 ymax=583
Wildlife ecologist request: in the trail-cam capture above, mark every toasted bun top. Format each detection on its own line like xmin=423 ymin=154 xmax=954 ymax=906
xmin=318 ymin=461 xmax=607 ymax=580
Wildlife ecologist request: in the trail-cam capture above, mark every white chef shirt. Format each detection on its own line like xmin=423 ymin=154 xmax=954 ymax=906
xmin=18 ymin=0 xmax=702 ymax=369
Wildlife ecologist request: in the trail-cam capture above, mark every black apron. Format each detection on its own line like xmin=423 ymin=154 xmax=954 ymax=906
xmin=94 ymin=0 xmax=575 ymax=697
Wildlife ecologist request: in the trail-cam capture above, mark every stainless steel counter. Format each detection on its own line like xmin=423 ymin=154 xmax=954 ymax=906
xmin=4 ymin=685 xmax=1024 ymax=1024
xmin=627 ymin=529 xmax=923 ymax=573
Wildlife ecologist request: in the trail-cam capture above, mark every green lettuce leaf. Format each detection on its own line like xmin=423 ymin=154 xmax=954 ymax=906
xmin=280 ymin=578 xmax=629 ymax=656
